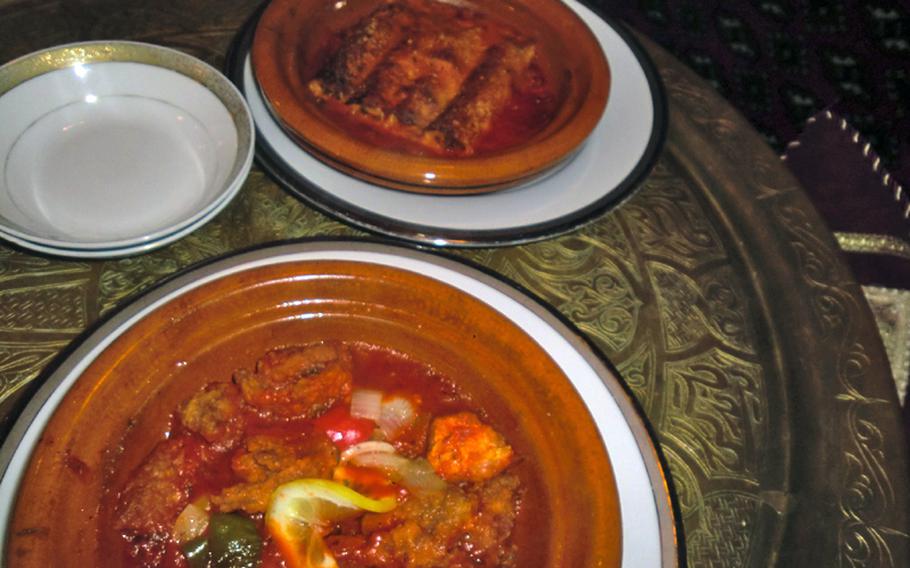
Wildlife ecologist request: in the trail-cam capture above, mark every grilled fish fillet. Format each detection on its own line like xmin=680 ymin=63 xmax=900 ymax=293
xmin=309 ymin=3 xmax=413 ymax=101
xmin=382 ymin=27 xmax=488 ymax=129
xmin=308 ymin=0 xmax=538 ymax=156
xmin=423 ymin=41 xmax=535 ymax=154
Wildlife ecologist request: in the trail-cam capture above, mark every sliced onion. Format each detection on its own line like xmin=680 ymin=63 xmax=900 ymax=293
xmin=349 ymin=452 xmax=446 ymax=493
xmin=377 ymin=396 xmax=415 ymax=439
xmin=350 ymin=389 xmax=383 ymax=421
xmin=340 ymin=441 xmax=396 ymax=463
xmin=172 ymin=496 xmax=210 ymax=544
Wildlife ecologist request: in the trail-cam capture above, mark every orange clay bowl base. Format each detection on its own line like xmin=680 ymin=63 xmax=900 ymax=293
xmin=7 ymin=260 xmax=622 ymax=566
xmin=252 ymin=0 xmax=610 ymax=194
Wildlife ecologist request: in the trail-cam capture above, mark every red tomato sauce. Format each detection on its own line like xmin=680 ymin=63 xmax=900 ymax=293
xmin=103 ymin=342 xmax=524 ymax=568
xmin=305 ymin=0 xmax=560 ymax=157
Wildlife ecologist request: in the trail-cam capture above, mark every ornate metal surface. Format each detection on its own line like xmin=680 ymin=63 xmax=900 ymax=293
xmin=0 ymin=1 xmax=907 ymax=566
xmin=862 ymin=285 xmax=910 ymax=404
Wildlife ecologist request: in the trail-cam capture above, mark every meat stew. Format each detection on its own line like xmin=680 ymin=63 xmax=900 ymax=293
xmin=107 ymin=342 xmax=528 ymax=567
xmin=6 ymin=259 xmax=620 ymax=568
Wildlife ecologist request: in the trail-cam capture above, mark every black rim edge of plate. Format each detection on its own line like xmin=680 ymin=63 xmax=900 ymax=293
xmin=224 ymin=0 xmax=669 ymax=248
xmin=0 ymin=235 xmax=685 ymax=566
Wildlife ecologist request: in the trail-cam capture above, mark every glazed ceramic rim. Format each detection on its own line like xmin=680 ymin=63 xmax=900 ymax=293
xmin=0 ymin=199 xmax=230 ymax=259
xmin=0 ymin=239 xmax=679 ymax=567
xmin=228 ymin=0 xmax=666 ymax=246
xmin=0 ymin=40 xmax=254 ymax=253
xmin=251 ymin=0 xmax=610 ymax=193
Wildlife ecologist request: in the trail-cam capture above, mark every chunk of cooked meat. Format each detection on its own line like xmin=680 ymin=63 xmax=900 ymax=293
xmin=178 ymin=382 xmax=245 ymax=450
xmin=327 ymin=473 xmax=522 ymax=567
xmin=309 ymin=3 xmax=414 ymax=101
xmin=427 ymin=412 xmax=513 ymax=482
xmin=423 ymin=41 xmax=536 ymax=153
xmin=308 ymin=0 xmax=544 ymax=156
xmin=212 ymin=432 xmax=337 ymax=514
xmin=358 ymin=26 xmax=489 ymax=129
xmin=114 ymin=436 xmax=214 ymax=536
xmin=234 ymin=344 xmax=353 ymax=419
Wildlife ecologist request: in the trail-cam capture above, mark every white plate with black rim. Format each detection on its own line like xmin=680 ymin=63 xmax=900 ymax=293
xmin=226 ymin=0 xmax=666 ymax=247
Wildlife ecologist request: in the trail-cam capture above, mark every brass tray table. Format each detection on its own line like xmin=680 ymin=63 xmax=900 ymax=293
xmin=0 ymin=0 xmax=907 ymax=565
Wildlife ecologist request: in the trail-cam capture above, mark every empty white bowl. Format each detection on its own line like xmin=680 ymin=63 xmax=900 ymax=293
xmin=0 ymin=41 xmax=254 ymax=255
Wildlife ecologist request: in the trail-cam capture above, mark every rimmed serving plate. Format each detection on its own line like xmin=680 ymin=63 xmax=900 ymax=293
xmin=228 ymin=0 xmax=665 ymax=246
xmin=0 ymin=240 xmax=678 ymax=567
xmin=252 ymin=0 xmax=610 ymax=194
xmin=0 ymin=41 xmax=254 ymax=254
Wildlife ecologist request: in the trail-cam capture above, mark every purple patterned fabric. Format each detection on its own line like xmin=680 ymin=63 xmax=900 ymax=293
xmin=593 ymin=0 xmax=910 ymax=187
xmin=784 ymin=111 xmax=909 ymax=287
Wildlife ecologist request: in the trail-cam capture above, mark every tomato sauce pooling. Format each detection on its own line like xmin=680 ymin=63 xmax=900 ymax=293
xmin=307 ymin=0 xmax=559 ymax=157
xmin=106 ymin=342 xmax=526 ymax=567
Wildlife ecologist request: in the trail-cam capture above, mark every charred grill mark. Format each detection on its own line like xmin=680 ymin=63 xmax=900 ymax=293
xmin=392 ymin=26 xmax=488 ymax=129
xmin=424 ymin=41 xmax=535 ymax=153
xmin=308 ymin=0 xmax=545 ymax=156
xmin=430 ymin=47 xmax=456 ymax=63
xmin=309 ymin=3 xmax=413 ymax=101
xmin=352 ymin=25 xmax=489 ymax=132
xmin=355 ymin=36 xmax=427 ymax=117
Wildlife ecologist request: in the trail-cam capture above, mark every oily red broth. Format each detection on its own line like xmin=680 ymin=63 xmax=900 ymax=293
xmin=101 ymin=341 xmax=547 ymax=567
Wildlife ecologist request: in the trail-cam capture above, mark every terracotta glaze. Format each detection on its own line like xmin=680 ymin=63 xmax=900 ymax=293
xmin=7 ymin=258 xmax=621 ymax=566
xmin=252 ymin=0 xmax=610 ymax=194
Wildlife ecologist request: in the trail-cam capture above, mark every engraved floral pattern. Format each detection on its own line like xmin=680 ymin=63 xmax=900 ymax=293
xmin=685 ymin=492 xmax=762 ymax=567
xmin=0 ymin=249 xmax=89 ymax=281
xmin=0 ymin=282 xmax=89 ymax=333
xmin=0 ymin=340 xmax=73 ymax=397
xmin=619 ymin=160 xmax=727 ymax=268
xmin=663 ymin=349 xmax=765 ymax=478
xmin=616 ymin=343 xmax=656 ymax=412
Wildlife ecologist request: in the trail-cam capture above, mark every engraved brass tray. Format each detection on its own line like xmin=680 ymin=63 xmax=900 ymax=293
xmin=0 ymin=0 xmax=907 ymax=566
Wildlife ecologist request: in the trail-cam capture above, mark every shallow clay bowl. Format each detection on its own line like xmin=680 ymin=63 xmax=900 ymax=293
xmin=252 ymin=0 xmax=610 ymax=194
xmin=4 ymin=246 xmax=621 ymax=566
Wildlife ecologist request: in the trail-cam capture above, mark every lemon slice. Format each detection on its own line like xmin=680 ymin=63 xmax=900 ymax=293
xmin=266 ymin=479 xmax=397 ymax=568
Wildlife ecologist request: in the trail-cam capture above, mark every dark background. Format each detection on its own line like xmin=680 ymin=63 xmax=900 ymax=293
xmin=593 ymin=0 xmax=909 ymax=187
